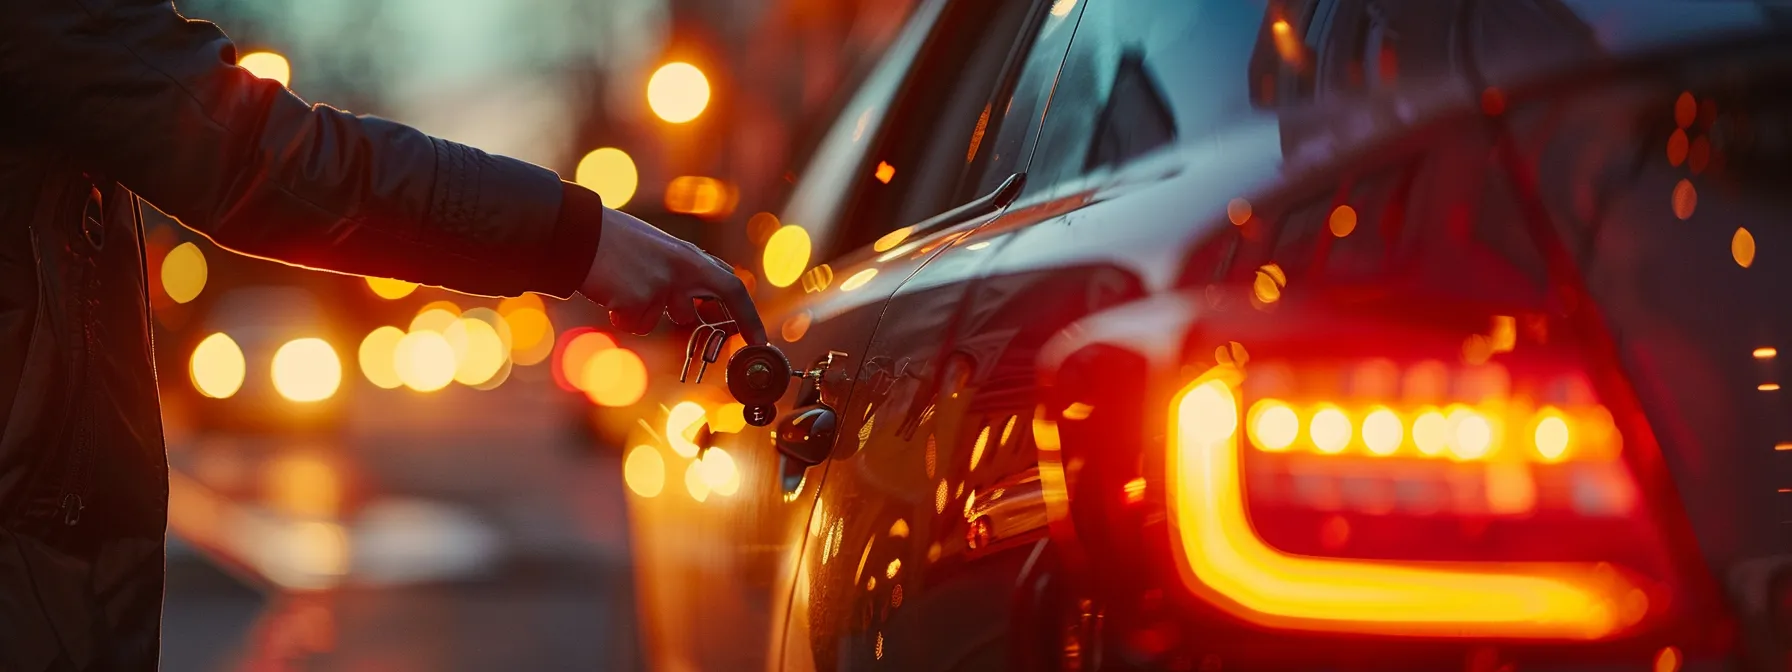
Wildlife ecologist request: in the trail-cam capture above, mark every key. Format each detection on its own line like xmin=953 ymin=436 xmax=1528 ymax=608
xmin=678 ymin=300 xmax=796 ymax=427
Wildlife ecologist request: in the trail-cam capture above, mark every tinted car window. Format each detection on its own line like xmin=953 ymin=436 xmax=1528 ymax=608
xmin=964 ymin=0 xmax=1083 ymax=201
xmin=1027 ymin=0 xmax=1270 ymax=198
xmin=834 ymin=0 xmax=1040 ymax=254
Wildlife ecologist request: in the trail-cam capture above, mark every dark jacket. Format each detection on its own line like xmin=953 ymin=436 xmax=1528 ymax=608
xmin=0 ymin=1 xmax=605 ymax=669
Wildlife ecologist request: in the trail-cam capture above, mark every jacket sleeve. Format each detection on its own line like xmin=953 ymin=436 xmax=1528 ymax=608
xmin=0 ymin=0 xmax=603 ymax=299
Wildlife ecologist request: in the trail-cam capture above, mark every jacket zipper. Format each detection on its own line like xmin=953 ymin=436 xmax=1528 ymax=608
xmin=56 ymin=178 xmax=98 ymax=527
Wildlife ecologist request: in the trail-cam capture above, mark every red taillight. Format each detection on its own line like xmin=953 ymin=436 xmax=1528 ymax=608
xmin=1037 ymin=293 xmax=1685 ymax=644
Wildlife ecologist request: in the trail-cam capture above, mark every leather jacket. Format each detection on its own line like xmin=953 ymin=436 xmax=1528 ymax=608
xmin=0 ymin=1 xmax=603 ymax=669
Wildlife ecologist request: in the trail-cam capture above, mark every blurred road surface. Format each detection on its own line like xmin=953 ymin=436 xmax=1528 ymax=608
xmin=159 ymin=362 xmax=643 ymax=671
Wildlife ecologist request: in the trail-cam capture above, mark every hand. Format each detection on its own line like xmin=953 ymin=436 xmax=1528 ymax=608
xmin=580 ymin=207 xmax=768 ymax=345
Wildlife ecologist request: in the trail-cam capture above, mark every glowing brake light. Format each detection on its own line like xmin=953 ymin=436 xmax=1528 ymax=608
xmin=1168 ymin=374 xmax=1648 ymax=640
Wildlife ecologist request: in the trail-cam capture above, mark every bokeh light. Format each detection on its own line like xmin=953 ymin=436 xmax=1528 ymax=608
xmin=1733 ymin=227 xmax=1756 ymax=268
xmin=874 ymin=226 xmax=915 ymax=252
xmin=506 ymin=308 xmax=554 ymax=366
xmin=359 ymin=326 xmax=406 ymax=389
xmin=1227 ymin=198 xmax=1252 ymax=226
xmin=624 ymin=446 xmax=666 ymax=498
xmin=555 ymin=330 xmax=616 ymax=392
xmin=747 ymin=212 xmax=781 ymax=246
xmin=699 ymin=447 xmax=740 ymax=496
xmin=838 ymin=268 xmax=878 ymax=292
xmin=365 ymin=277 xmax=419 ymax=300
xmin=582 ymin=348 xmax=647 ymax=407
xmin=646 ymin=62 xmax=711 ymax=124
xmin=1413 ymin=410 xmax=1449 ymax=456
xmin=1328 ymin=205 xmax=1357 ymax=238
xmin=448 ymin=318 xmax=506 ymax=386
xmin=238 ymin=51 xmax=291 ymax=87
xmin=411 ymin=306 xmax=461 ymax=334
xmin=576 ymin=147 xmax=638 ymax=208
xmin=271 ymin=338 xmax=342 ymax=403
xmin=395 ymin=330 xmax=456 ymax=392
xmin=666 ymin=401 xmax=707 ymax=458
xmin=710 ymin=403 xmax=747 ymax=434
xmin=763 ymin=225 xmax=812 ymax=288
xmin=685 ymin=459 xmax=710 ymax=502
xmin=161 ymin=242 xmax=207 ymax=304
xmin=190 ymin=332 xmax=246 ymax=399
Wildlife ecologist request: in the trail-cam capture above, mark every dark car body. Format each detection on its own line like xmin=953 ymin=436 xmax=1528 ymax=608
xmin=626 ymin=1 xmax=1792 ymax=669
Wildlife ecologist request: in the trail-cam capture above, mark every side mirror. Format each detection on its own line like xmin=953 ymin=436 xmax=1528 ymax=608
xmin=775 ymin=405 xmax=838 ymax=467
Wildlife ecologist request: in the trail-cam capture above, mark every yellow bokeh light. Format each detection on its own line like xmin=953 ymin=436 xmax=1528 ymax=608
xmin=582 ymin=347 xmax=647 ymax=407
xmin=365 ymin=277 xmax=419 ymax=300
xmin=700 ymin=447 xmax=740 ymax=497
xmin=576 ymin=147 xmax=639 ymax=208
xmin=763 ymin=225 xmax=812 ymax=288
xmin=498 ymin=293 xmax=545 ymax=317
xmin=1253 ymin=264 xmax=1285 ymax=304
xmin=161 ymin=242 xmax=208 ymax=304
xmin=238 ymin=51 xmax=291 ymax=87
xmin=1362 ymin=407 xmax=1403 ymax=456
xmin=190 ymin=332 xmax=246 ymax=399
xmin=395 ymin=330 xmax=456 ymax=392
xmin=647 ymin=62 xmax=711 ymax=124
xmin=506 ymin=308 xmax=554 ymax=366
xmin=1448 ymin=407 xmax=1494 ymax=460
xmin=874 ymin=161 xmax=896 ymax=184
xmin=839 ymin=268 xmax=878 ymax=292
xmin=1050 ymin=0 xmax=1078 ymax=16
xmin=685 ymin=459 xmax=710 ymax=502
xmin=710 ymin=403 xmax=747 ymax=433
xmin=410 ymin=307 xmax=460 ymax=334
xmin=449 ymin=318 xmax=507 ymax=386
xmin=1732 ymin=227 xmax=1756 ymax=268
xmin=1248 ymin=401 xmax=1298 ymax=452
xmin=1309 ymin=407 xmax=1351 ymax=454
xmin=624 ymin=445 xmax=666 ymax=498
xmin=271 ymin=338 xmax=341 ymax=403
xmin=874 ymin=226 xmax=915 ymax=252
xmin=1535 ymin=413 xmax=1571 ymax=462
xmin=665 ymin=401 xmax=707 ymax=458
xmin=358 ymin=326 xmax=406 ymax=390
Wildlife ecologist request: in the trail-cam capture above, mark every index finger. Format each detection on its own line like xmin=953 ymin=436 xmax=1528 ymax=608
xmin=707 ymin=268 xmax=769 ymax=347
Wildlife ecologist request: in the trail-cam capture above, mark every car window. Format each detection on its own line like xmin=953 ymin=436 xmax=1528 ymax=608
xmin=831 ymin=0 xmax=1047 ymax=256
xmin=781 ymin=0 xmax=950 ymax=261
xmin=1026 ymin=0 xmax=1271 ymax=199
xmin=1216 ymin=126 xmax=1549 ymax=306
xmin=963 ymin=0 xmax=1084 ymax=201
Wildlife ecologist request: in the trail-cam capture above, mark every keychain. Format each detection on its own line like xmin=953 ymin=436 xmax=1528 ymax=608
xmin=679 ymin=300 xmax=793 ymax=427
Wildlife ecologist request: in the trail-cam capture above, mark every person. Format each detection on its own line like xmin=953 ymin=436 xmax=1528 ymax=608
xmin=0 ymin=1 xmax=767 ymax=669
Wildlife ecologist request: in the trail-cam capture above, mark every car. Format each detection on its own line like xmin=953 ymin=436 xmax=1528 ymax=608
xmin=624 ymin=0 xmax=1792 ymax=669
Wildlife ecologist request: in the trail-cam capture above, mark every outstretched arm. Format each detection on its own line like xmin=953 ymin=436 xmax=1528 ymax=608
xmin=1 ymin=0 xmax=595 ymax=298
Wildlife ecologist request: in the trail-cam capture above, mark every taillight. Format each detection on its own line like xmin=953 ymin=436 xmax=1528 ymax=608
xmin=1166 ymin=349 xmax=1662 ymax=641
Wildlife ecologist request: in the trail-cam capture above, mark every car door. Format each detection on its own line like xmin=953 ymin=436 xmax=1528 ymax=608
xmin=772 ymin=0 xmax=1087 ymax=670
xmin=622 ymin=3 xmax=960 ymax=671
